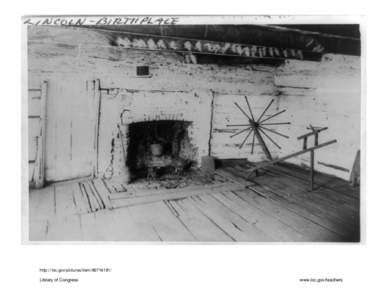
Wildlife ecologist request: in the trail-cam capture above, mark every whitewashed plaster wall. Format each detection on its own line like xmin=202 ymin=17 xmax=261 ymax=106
xmin=28 ymin=26 xmax=279 ymax=182
xmin=274 ymin=54 xmax=361 ymax=180
xmin=28 ymin=26 xmax=360 ymax=183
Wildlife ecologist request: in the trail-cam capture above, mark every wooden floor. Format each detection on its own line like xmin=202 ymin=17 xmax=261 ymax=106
xmin=29 ymin=162 xmax=360 ymax=242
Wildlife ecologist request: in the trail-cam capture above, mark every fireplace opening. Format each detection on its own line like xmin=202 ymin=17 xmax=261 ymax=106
xmin=127 ymin=120 xmax=196 ymax=180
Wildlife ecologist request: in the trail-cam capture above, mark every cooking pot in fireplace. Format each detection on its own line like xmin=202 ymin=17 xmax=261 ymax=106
xmin=150 ymin=143 xmax=163 ymax=157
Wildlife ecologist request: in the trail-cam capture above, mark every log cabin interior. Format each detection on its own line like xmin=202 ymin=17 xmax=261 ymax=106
xmin=27 ymin=22 xmax=361 ymax=242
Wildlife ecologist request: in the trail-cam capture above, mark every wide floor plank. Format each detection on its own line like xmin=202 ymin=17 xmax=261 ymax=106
xmin=167 ymin=198 xmax=235 ymax=242
xmin=214 ymin=191 xmax=307 ymax=242
xmin=80 ymin=208 xmax=160 ymax=241
xmin=28 ymin=161 xmax=360 ymax=242
xmin=29 ymin=220 xmax=48 ymax=241
xmin=190 ymin=194 xmax=274 ymax=242
xmin=29 ymin=185 xmax=55 ymax=221
xmin=128 ymin=202 xmax=196 ymax=242
xmin=46 ymin=214 xmax=83 ymax=241
xmin=234 ymin=189 xmax=342 ymax=242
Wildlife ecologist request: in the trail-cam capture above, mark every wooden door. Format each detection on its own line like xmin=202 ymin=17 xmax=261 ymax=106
xmin=44 ymin=78 xmax=99 ymax=182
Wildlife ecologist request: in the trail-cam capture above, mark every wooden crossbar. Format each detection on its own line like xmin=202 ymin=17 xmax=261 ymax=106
xmin=297 ymin=127 xmax=328 ymax=140
xmin=247 ymin=139 xmax=337 ymax=176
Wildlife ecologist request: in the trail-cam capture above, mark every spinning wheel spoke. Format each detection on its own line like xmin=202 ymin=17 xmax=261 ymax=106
xmin=260 ymin=122 xmax=291 ymax=126
xmin=260 ymin=126 xmax=289 ymax=139
xmin=230 ymin=126 xmax=251 ymax=138
xmin=245 ymin=96 xmax=255 ymax=121
xmin=259 ymin=128 xmax=282 ymax=149
xmin=234 ymin=102 xmax=252 ymax=121
xmin=226 ymin=124 xmax=251 ymax=127
xmin=239 ymin=128 xmax=253 ymax=149
xmin=260 ymin=109 xmax=286 ymax=124
xmin=256 ymin=99 xmax=274 ymax=122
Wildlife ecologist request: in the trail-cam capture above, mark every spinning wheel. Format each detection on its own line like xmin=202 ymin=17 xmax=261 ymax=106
xmin=227 ymin=97 xmax=338 ymax=190
xmin=228 ymin=97 xmax=291 ymax=160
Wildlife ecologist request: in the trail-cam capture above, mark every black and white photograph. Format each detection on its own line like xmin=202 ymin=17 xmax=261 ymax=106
xmin=23 ymin=16 xmax=363 ymax=243
xmin=1 ymin=0 xmax=388 ymax=297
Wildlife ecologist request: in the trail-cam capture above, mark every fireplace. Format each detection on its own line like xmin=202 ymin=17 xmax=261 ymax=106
xmin=101 ymin=90 xmax=212 ymax=183
xmin=127 ymin=120 xmax=195 ymax=180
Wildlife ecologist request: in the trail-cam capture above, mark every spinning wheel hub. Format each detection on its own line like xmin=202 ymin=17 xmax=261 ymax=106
xmin=249 ymin=120 xmax=258 ymax=127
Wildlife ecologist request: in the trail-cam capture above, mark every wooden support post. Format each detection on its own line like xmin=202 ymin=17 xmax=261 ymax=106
xmin=310 ymin=150 xmax=315 ymax=191
xmin=90 ymin=79 xmax=101 ymax=178
xmin=297 ymin=127 xmax=328 ymax=140
xmin=350 ymin=150 xmax=360 ymax=187
xmin=95 ymin=79 xmax=102 ymax=178
xmin=34 ymin=81 xmax=48 ymax=188
xmin=303 ymin=137 xmax=307 ymax=150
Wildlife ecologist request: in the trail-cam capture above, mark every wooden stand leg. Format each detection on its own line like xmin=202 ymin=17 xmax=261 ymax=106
xmin=350 ymin=150 xmax=360 ymax=187
xmin=310 ymin=150 xmax=315 ymax=191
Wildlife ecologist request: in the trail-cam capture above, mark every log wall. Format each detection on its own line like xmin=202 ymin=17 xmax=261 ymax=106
xmin=274 ymin=55 xmax=361 ymax=179
xmin=27 ymin=26 xmax=361 ymax=183
xmin=28 ymin=26 xmax=278 ymax=182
